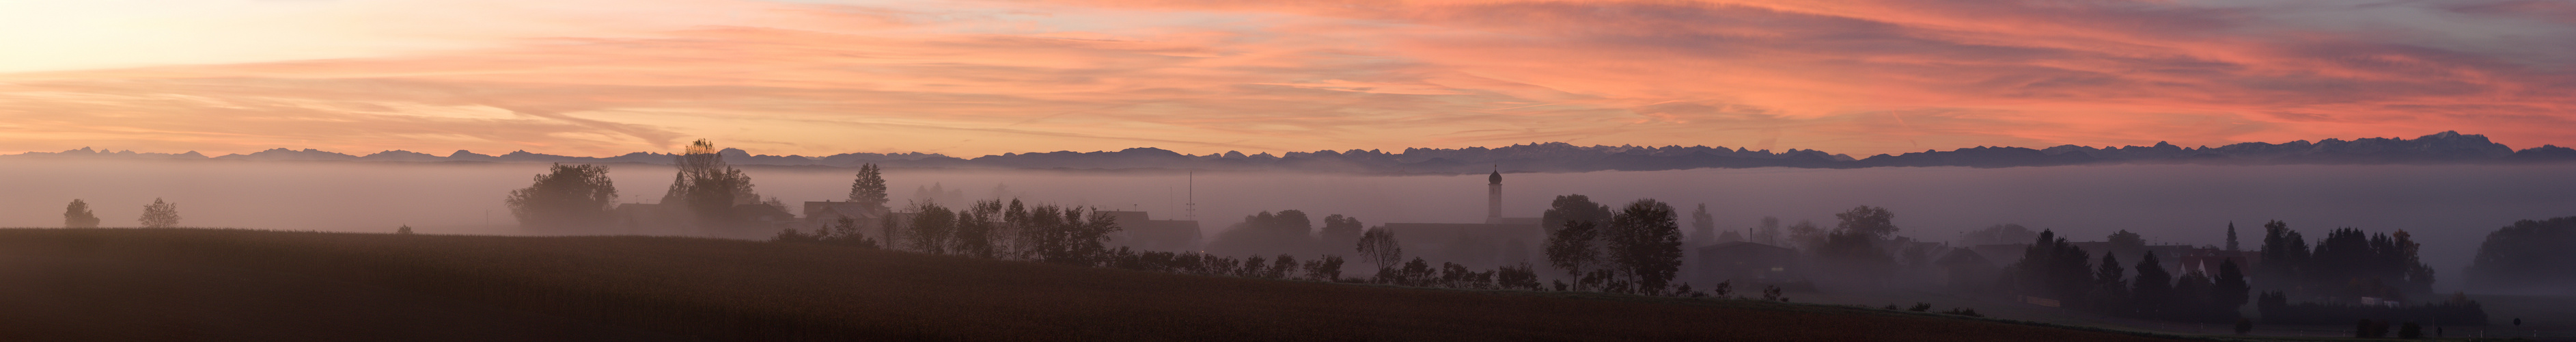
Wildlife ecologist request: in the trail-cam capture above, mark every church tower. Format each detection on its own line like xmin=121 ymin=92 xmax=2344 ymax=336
xmin=1487 ymin=167 xmax=1502 ymax=220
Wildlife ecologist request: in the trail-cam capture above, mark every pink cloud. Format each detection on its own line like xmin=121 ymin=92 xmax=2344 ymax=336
xmin=1 ymin=0 xmax=2569 ymax=157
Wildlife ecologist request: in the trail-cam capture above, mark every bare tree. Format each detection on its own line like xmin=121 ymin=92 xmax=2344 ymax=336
xmin=139 ymin=198 xmax=180 ymax=228
xmin=1356 ymin=227 xmax=1403 ymax=274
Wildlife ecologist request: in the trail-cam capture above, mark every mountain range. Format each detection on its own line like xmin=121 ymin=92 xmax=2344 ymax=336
xmin=10 ymin=131 xmax=2571 ymax=173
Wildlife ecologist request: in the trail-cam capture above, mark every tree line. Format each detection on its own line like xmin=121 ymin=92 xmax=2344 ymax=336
xmin=51 ymin=198 xmax=182 ymax=228
xmin=2005 ymin=228 xmax=2251 ymax=323
xmin=505 ymin=140 xmax=786 ymax=234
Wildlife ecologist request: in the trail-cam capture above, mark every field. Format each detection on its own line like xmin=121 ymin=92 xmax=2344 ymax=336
xmin=0 ymin=228 xmax=2215 ymax=341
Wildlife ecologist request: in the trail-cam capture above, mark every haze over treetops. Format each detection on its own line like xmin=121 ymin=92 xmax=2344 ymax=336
xmin=3 ymin=1 xmax=2573 ymax=157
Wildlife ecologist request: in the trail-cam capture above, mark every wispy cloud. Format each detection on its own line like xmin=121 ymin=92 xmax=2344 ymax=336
xmin=1 ymin=0 xmax=2568 ymax=157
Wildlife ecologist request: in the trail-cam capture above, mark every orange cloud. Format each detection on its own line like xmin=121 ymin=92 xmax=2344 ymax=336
xmin=1 ymin=0 xmax=2569 ymax=157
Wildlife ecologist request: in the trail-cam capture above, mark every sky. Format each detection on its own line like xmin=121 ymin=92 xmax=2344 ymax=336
xmin=3 ymin=0 xmax=2573 ymax=157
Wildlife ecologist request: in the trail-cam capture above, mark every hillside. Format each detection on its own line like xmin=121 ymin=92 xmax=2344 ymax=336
xmin=0 ymin=228 xmax=2196 ymax=341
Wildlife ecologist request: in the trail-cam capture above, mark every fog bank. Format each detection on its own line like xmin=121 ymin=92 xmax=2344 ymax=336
xmin=1 ymin=159 xmax=2567 ymax=291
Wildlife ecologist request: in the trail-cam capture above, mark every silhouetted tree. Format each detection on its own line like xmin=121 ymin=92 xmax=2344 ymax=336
xmin=1209 ymin=210 xmax=1317 ymax=256
xmin=1357 ymin=227 xmax=1402 ymax=274
xmin=2226 ymin=222 xmax=2241 ymax=251
xmin=847 ymin=163 xmax=889 ymax=210
xmin=1542 ymin=194 xmax=1611 ymax=235
xmin=2095 ymin=253 xmax=2128 ymax=311
xmin=1833 ymin=205 xmax=1898 ymax=239
xmin=1606 ymin=199 xmax=1683 ymax=293
xmin=1818 ymin=230 xmax=1895 ymax=288
xmin=1017 ymin=204 xmax=1120 ymax=265
xmin=1815 ymin=205 xmax=1899 ymax=289
xmin=2106 ymin=230 xmax=2146 ymax=259
xmin=2133 ymin=252 xmax=2173 ymax=317
xmin=906 ymin=202 xmax=956 ymax=254
xmin=2172 ymin=269 xmax=2215 ymax=320
xmin=1545 ymin=220 xmax=1600 ymax=280
xmin=2215 ymin=260 xmax=2251 ymax=312
xmin=396 ymin=225 xmax=414 ymax=235
xmin=1303 ymin=255 xmax=1346 ymax=281
xmin=138 ymin=198 xmax=179 ymax=228
xmin=2256 ymin=220 xmax=2308 ymax=291
xmin=663 ymin=140 xmax=761 ymax=228
xmin=2465 ymin=216 xmax=2576 ymax=294
xmin=1243 ymin=255 xmax=1269 ymax=278
xmin=952 ymin=200 xmax=1002 ymax=259
xmin=1318 ymin=214 xmax=1364 ymax=254
xmin=505 ymin=163 xmax=619 ymax=231
xmin=2234 ymin=318 xmax=2254 ymax=334
xmin=63 ymin=199 xmax=98 ymax=228
xmin=1497 ymin=262 xmax=1541 ymax=290
xmin=1689 ymin=203 xmax=1715 ymax=244
xmin=1271 ymin=254 xmax=1298 ymax=279
xmin=2012 ymin=229 xmax=2094 ymax=304
xmin=1785 ymin=220 xmax=1825 ymax=250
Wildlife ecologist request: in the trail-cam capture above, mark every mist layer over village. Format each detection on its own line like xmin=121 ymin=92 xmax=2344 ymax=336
xmin=8 ymin=157 xmax=2569 ymax=293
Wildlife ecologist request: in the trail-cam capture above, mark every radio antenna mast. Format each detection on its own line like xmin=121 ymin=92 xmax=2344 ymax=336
xmin=1186 ymin=170 xmax=1197 ymax=221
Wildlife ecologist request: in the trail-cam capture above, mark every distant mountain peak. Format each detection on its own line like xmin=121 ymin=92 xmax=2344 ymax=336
xmin=4 ymin=131 xmax=2568 ymax=172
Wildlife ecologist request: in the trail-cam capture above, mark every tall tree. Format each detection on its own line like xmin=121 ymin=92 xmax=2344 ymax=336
xmin=1209 ymin=210 xmax=1319 ymax=256
xmin=1785 ymin=220 xmax=1825 ymax=250
xmin=1833 ymin=205 xmax=1898 ymax=239
xmin=1541 ymin=194 xmax=1611 ymax=235
xmin=1545 ymin=220 xmax=1601 ymax=278
xmin=63 ymin=199 xmax=99 ymax=228
xmin=2465 ymin=216 xmax=2576 ymax=293
xmin=2014 ymin=230 xmax=2094 ymax=302
xmin=1689 ymin=203 xmax=1715 ymax=245
xmin=663 ymin=140 xmax=759 ymax=227
xmin=505 ymin=163 xmax=620 ymax=231
xmin=2256 ymin=220 xmax=2308 ymax=290
xmin=2133 ymin=252 xmax=2174 ymax=316
xmin=1318 ymin=214 xmax=1364 ymax=253
xmin=2172 ymin=269 xmax=2215 ymax=320
xmin=2096 ymin=253 xmax=2128 ymax=310
xmin=952 ymin=200 xmax=1003 ymax=259
xmin=847 ymin=163 xmax=889 ymax=210
xmin=2214 ymin=260 xmax=2251 ymax=311
xmin=2107 ymin=230 xmax=2146 ymax=259
xmin=138 ymin=198 xmax=180 ymax=228
xmin=907 ymin=202 xmax=956 ymax=254
xmin=1356 ymin=227 xmax=1404 ymax=274
xmin=1607 ymin=199 xmax=1684 ymax=292
xmin=2226 ymin=222 xmax=2240 ymax=252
